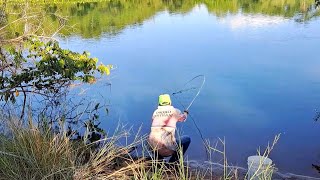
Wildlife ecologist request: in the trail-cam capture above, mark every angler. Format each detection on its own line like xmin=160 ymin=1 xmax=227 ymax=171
xmin=148 ymin=94 xmax=191 ymax=162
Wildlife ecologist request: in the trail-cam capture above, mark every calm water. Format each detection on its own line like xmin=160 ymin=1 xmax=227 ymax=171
xmin=3 ymin=0 xmax=320 ymax=177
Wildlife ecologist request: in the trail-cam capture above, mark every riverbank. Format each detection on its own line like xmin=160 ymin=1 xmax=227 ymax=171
xmin=0 ymin=119 xmax=214 ymax=180
xmin=188 ymin=160 xmax=320 ymax=180
xmin=0 ymin=119 xmax=319 ymax=180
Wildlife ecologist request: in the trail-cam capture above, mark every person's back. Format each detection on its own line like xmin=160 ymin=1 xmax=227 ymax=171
xmin=148 ymin=94 xmax=191 ymax=162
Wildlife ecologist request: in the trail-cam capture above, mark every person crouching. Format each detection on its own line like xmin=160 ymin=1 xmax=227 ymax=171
xmin=148 ymin=94 xmax=191 ymax=163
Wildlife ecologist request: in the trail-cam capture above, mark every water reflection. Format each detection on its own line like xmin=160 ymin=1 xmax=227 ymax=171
xmin=0 ymin=0 xmax=319 ymax=39
xmin=219 ymin=14 xmax=288 ymax=29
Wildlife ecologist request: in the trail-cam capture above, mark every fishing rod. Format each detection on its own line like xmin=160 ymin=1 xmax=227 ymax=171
xmin=182 ymin=75 xmax=205 ymax=111
xmin=169 ymin=75 xmax=210 ymax=159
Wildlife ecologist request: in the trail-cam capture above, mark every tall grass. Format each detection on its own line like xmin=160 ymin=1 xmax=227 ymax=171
xmin=203 ymin=135 xmax=280 ymax=180
xmin=0 ymin=116 xmax=142 ymax=180
xmin=245 ymin=134 xmax=280 ymax=180
xmin=0 ymin=120 xmax=76 ymax=179
xmin=0 ymin=116 xmax=280 ymax=180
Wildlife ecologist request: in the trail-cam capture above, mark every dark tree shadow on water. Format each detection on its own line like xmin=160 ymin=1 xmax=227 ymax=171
xmin=313 ymin=111 xmax=320 ymax=122
xmin=312 ymin=164 xmax=320 ymax=173
xmin=313 ymin=108 xmax=320 ymax=174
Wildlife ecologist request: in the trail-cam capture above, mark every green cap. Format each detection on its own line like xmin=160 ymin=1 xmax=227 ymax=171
xmin=158 ymin=94 xmax=171 ymax=106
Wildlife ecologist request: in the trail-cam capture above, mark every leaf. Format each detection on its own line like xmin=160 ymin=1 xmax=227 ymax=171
xmin=94 ymin=103 xmax=100 ymax=110
xmin=88 ymin=77 xmax=96 ymax=84
xmin=94 ymin=114 xmax=99 ymax=120
xmin=97 ymin=64 xmax=110 ymax=75
xmin=95 ymin=127 xmax=106 ymax=135
xmin=4 ymin=93 xmax=10 ymax=102
xmin=58 ymin=59 xmax=65 ymax=67
xmin=10 ymin=94 xmax=16 ymax=103
xmin=15 ymin=89 xmax=19 ymax=97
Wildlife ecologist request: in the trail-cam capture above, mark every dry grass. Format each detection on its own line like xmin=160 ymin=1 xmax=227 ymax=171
xmin=0 ymin=116 xmax=280 ymax=180
xmin=0 ymin=120 xmax=75 ymax=180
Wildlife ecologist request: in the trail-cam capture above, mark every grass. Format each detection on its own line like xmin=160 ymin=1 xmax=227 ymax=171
xmin=0 ymin=120 xmax=75 ymax=179
xmin=245 ymin=134 xmax=280 ymax=180
xmin=0 ymin=116 xmax=279 ymax=180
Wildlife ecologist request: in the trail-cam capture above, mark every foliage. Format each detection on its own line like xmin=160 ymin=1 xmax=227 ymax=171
xmin=65 ymin=101 xmax=108 ymax=145
xmin=0 ymin=36 xmax=111 ymax=145
xmin=0 ymin=36 xmax=110 ymax=106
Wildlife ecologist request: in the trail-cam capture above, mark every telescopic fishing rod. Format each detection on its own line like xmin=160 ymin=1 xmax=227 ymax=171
xmin=170 ymin=75 xmax=210 ymax=159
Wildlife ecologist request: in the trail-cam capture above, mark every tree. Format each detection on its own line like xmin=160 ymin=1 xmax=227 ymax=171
xmin=0 ymin=36 xmax=111 ymax=120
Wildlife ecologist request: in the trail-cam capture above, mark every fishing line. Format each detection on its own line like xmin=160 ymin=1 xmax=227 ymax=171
xmin=169 ymin=75 xmax=210 ymax=159
xmin=172 ymin=75 xmax=206 ymax=111
xmin=171 ymin=93 xmax=210 ymax=159
xmin=172 ymin=87 xmax=197 ymax=95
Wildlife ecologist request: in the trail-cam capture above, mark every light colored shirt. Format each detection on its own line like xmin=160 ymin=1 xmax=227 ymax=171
xmin=148 ymin=105 xmax=187 ymax=156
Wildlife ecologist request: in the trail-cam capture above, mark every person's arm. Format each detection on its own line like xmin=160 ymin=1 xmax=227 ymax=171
xmin=176 ymin=108 xmax=188 ymax=122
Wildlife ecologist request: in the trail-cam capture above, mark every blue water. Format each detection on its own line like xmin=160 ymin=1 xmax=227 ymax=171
xmin=60 ymin=6 xmax=320 ymax=176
